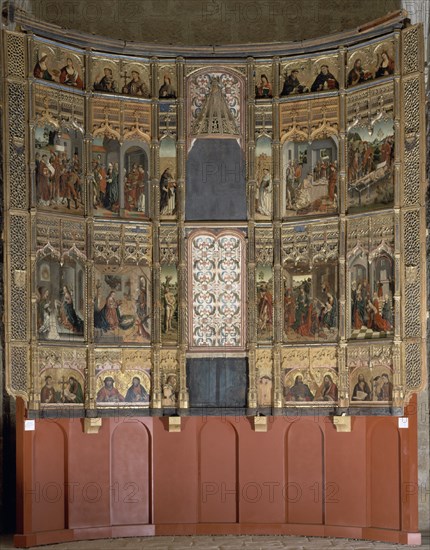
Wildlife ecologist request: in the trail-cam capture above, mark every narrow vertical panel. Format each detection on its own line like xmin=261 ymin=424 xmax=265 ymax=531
xmin=286 ymin=420 xmax=323 ymax=524
xmin=199 ymin=420 xmax=238 ymax=523
xmin=369 ymin=422 xmax=400 ymax=529
xmin=33 ymin=422 xmax=66 ymax=532
xmin=111 ymin=421 xmax=150 ymax=525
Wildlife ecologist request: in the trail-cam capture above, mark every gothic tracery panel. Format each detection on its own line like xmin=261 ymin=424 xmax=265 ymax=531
xmin=188 ymin=230 xmax=246 ymax=351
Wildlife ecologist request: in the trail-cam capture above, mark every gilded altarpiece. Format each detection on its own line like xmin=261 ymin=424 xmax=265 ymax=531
xmin=2 ymin=17 xmax=427 ymax=418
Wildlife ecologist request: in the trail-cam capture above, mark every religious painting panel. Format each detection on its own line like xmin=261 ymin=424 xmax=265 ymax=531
xmin=161 ymin=265 xmax=178 ymax=344
xmin=347 ymin=119 xmax=394 ymax=213
xmin=188 ymin=229 xmax=246 ymax=351
xmin=282 ymin=137 xmax=338 ymax=217
xmin=159 ymin=136 xmax=177 ymax=218
xmin=158 ymin=64 xmax=177 ymax=99
xmin=348 ymin=247 xmax=394 ymax=340
xmin=256 ymin=349 xmax=273 ymax=407
xmin=38 ymin=348 xmax=86 ymax=407
xmin=347 ymin=214 xmax=395 ymax=340
xmin=280 ymin=54 xmax=339 ymax=98
xmin=255 ymin=65 xmax=273 ymax=99
xmin=95 ymin=350 xmax=151 ymax=406
xmin=281 ymin=347 xmax=338 ymax=405
xmin=282 ymin=221 xmax=339 ymax=344
xmin=120 ymin=61 xmax=151 ymax=98
xmin=123 ymin=143 xmax=150 ymax=218
xmin=348 ymin=345 xmax=394 ymax=404
xmin=32 ymin=40 xmax=85 ymax=89
xmin=283 ymin=264 xmax=338 ymax=343
xmin=94 ymin=265 xmax=151 ymax=345
xmin=160 ymin=350 xmax=179 ymax=408
xmin=346 ymin=39 xmax=395 ymax=88
xmin=256 ymin=265 xmax=273 ymax=343
xmin=34 ymin=124 xmax=84 ymax=213
xmin=92 ymin=56 xmax=121 ymax=94
xmin=91 ymin=136 xmax=121 ymax=216
xmin=35 ymin=248 xmax=85 ymax=343
xmin=255 ymin=135 xmax=273 ymax=219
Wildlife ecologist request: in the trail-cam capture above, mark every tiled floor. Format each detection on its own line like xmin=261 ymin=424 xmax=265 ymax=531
xmin=1 ymin=534 xmax=428 ymax=550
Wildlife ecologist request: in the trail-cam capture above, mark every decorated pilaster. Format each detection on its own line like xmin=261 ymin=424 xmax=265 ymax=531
xmin=176 ymin=57 xmax=188 ymax=409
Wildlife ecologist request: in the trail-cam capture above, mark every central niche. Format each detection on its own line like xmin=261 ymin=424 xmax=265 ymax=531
xmin=188 ymin=230 xmax=246 ymax=352
xmin=185 ymin=70 xmax=246 ymax=221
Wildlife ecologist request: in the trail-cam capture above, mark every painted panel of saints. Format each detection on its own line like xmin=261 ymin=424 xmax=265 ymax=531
xmin=40 ymin=369 xmax=85 ymax=405
xmin=120 ymin=63 xmax=150 ymax=98
xmin=158 ymin=67 xmax=177 ymax=99
xmin=161 ymin=266 xmax=178 ymax=344
xmin=349 ymin=250 xmax=394 ymax=339
xmin=280 ymin=58 xmax=339 ymax=97
xmin=347 ymin=119 xmax=394 ymax=213
xmin=34 ymin=125 xmax=84 ymax=213
xmin=36 ymin=257 xmax=85 ymax=341
xmin=255 ymin=67 xmax=273 ymax=99
xmin=283 ymin=265 xmax=338 ymax=343
xmin=159 ymin=137 xmax=177 ymax=218
xmin=123 ymin=144 xmax=150 ymax=218
xmin=92 ymin=59 xmax=120 ymax=94
xmin=95 ymin=369 xmax=151 ymax=406
xmin=256 ymin=266 xmax=273 ymax=342
xmin=255 ymin=136 xmax=272 ymax=219
xmin=283 ymin=138 xmax=338 ymax=217
xmin=350 ymin=367 xmax=393 ymax=403
xmin=283 ymin=368 xmax=338 ymax=404
xmin=94 ymin=267 xmax=151 ymax=344
xmin=92 ymin=137 xmax=121 ymax=216
xmin=33 ymin=46 xmax=84 ymax=89
xmin=346 ymin=44 xmax=394 ymax=88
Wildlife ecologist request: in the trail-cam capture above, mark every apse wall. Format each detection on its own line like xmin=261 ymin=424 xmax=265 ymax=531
xmin=14 ymin=397 xmax=421 ymax=547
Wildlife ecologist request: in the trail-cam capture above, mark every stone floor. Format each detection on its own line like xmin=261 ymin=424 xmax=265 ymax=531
xmin=1 ymin=535 xmax=429 ymax=550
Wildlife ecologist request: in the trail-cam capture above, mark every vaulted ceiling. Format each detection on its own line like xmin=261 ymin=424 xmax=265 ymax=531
xmin=14 ymin=0 xmax=401 ymax=45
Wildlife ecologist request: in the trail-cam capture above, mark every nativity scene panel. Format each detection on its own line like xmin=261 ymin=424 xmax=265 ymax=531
xmin=94 ymin=266 xmax=151 ymax=345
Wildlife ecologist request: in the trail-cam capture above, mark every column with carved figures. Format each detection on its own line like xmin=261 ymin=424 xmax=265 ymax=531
xmin=247 ymin=57 xmax=257 ymax=410
xmin=338 ymin=45 xmax=348 ymax=409
xmin=176 ymin=57 xmax=189 ymax=409
xmin=272 ymin=56 xmax=283 ymax=410
xmin=151 ymin=57 xmax=162 ymax=409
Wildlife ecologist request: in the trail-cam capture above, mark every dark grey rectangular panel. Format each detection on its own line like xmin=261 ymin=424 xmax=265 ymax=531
xmin=186 ymin=357 xmax=248 ymax=408
xmin=185 ymin=139 xmax=246 ymax=221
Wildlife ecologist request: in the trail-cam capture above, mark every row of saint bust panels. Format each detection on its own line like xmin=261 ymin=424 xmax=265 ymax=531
xmin=31 ymin=36 xmax=396 ymax=97
xmin=37 ymin=352 xmax=394 ymax=408
xmin=34 ymin=120 xmax=394 ymax=218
